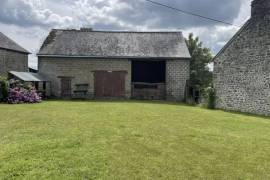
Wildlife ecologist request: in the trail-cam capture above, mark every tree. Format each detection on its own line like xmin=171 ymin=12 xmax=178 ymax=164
xmin=185 ymin=33 xmax=213 ymax=89
xmin=0 ymin=76 xmax=8 ymax=102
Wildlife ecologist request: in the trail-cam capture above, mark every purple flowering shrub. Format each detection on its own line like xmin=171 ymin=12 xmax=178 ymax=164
xmin=7 ymin=83 xmax=42 ymax=104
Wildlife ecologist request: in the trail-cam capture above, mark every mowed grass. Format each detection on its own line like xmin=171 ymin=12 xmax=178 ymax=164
xmin=0 ymin=101 xmax=270 ymax=180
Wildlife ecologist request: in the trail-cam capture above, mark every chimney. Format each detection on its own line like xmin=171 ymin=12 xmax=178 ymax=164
xmin=251 ymin=0 xmax=270 ymax=19
xmin=80 ymin=27 xmax=93 ymax=32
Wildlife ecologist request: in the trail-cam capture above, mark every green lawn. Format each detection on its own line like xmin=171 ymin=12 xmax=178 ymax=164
xmin=0 ymin=100 xmax=270 ymax=180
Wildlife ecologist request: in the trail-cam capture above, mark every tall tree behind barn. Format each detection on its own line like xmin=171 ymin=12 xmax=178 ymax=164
xmin=185 ymin=33 xmax=213 ymax=103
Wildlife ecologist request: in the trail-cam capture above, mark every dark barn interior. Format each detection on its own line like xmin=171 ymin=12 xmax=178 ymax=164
xmin=131 ymin=60 xmax=166 ymax=100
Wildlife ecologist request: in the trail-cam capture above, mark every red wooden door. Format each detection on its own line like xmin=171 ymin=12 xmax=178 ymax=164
xmin=94 ymin=71 xmax=126 ymax=98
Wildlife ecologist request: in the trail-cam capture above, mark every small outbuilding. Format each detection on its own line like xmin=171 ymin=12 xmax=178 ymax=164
xmin=0 ymin=32 xmax=29 ymax=77
xmin=8 ymin=71 xmax=51 ymax=97
xmin=37 ymin=30 xmax=191 ymax=101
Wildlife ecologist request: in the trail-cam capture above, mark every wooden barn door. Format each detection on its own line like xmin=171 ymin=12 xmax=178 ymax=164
xmin=94 ymin=71 xmax=126 ymax=98
xmin=61 ymin=78 xmax=72 ymax=98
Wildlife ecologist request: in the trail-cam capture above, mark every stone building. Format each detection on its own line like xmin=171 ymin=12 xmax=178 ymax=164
xmin=0 ymin=32 xmax=29 ymax=77
xmin=213 ymin=0 xmax=270 ymax=116
xmin=38 ymin=30 xmax=190 ymax=101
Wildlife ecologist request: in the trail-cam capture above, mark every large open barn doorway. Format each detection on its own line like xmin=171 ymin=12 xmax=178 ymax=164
xmin=131 ymin=60 xmax=166 ymax=100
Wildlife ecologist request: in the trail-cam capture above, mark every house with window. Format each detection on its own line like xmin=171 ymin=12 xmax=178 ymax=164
xmin=37 ymin=30 xmax=190 ymax=101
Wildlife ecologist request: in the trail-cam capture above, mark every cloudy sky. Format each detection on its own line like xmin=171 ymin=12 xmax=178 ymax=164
xmin=0 ymin=0 xmax=252 ymax=68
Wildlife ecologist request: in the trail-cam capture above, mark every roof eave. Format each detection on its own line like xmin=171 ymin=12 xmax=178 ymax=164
xmin=213 ymin=19 xmax=251 ymax=61
xmin=37 ymin=54 xmax=191 ymax=60
xmin=0 ymin=47 xmax=31 ymax=54
xmin=9 ymin=71 xmax=49 ymax=82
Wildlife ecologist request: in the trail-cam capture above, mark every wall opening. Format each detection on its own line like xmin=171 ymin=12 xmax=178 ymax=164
xmin=131 ymin=60 xmax=166 ymax=100
xmin=132 ymin=60 xmax=165 ymax=83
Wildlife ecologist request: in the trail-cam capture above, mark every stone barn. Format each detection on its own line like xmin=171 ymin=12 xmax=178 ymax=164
xmin=37 ymin=30 xmax=190 ymax=101
xmin=213 ymin=0 xmax=270 ymax=116
xmin=0 ymin=32 xmax=29 ymax=77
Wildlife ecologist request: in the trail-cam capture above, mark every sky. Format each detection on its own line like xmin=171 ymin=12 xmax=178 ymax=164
xmin=0 ymin=0 xmax=252 ymax=69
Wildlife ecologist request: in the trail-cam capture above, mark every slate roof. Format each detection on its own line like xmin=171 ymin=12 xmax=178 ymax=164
xmin=9 ymin=71 xmax=49 ymax=82
xmin=0 ymin=32 xmax=30 ymax=54
xmin=38 ymin=30 xmax=191 ymax=59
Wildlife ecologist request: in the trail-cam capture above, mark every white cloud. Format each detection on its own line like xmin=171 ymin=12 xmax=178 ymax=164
xmin=0 ymin=0 xmax=73 ymax=27
xmin=182 ymin=0 xmax=251 ymax=54
xmin=71 ymin=0 xmax=139 ymax=29
xmin=0 ymin=0 xmax=252 ymax=68
xmin=234 ymin=0 xmax=252 ymax=25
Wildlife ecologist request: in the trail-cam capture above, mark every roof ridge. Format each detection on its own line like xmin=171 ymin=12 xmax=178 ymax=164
xmin=51 ymin=29 xmax=183 ymax=33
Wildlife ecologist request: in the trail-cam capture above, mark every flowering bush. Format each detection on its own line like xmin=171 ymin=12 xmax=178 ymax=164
xmin=7 ymin=84 xmax=42 ymax=104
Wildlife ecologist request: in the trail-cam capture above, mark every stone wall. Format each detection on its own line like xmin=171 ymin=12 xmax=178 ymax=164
xmin=166 ymin=60 xmax=190 ymax=101
xmin=38 ymin=58 xmax=132 ymax=98
xmin=213 ymin=18 xmax=270 ymax=116
xmin=39 ymin=58 xmax=190 ymax=101
xmin=0 ymin=49 xmax=28 ymax=77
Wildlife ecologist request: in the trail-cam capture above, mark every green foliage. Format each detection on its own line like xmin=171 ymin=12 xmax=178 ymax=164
xmin=185 ymin=33 xmax=213 ymax=89
xmin=0 ymin=76 xmax=8 ymax=102
xmin=202 ymin=86 xmax=216 ymax=109
xmin=0 ymin=101 xmax=270 ymax=179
